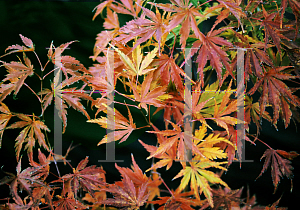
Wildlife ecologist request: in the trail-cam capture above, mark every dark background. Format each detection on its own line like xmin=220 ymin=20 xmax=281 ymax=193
xmin=0 ymin=0 xmax=299 ymax=209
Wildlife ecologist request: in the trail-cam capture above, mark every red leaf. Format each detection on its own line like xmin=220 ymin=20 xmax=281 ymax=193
xmin=257 ymin=148 xmax=296 ymax=193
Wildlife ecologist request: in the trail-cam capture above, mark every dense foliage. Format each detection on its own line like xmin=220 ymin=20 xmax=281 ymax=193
xmin=0 ymin=0 xmax=300 ymax=209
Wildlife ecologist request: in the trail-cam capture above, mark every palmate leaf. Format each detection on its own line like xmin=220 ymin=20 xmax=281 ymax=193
xmin=0 ymin=34 xmax=34 ymax=58
xmin=127 ymin=72 xmax=171 ymax=113
xmin=245 ymin=96 xmax=272 ymax=131
xmin=149 ymin=189 xmax=203 ymax=210
xmin=152 ymin=53 xmax=187 ymax=89
xmin=60 ymin=157 xmax=105 ymax=198
xmin=189 ymin=27 xmax=233 ymax=86
xmin=6 ymin=114 xmax=50 ymax=161
xmin=151 ymin=0 xmax=204 ymax=50
xmin=200 ymin=186 xmax=244 ymax=210
xmin=173 ymin=159 xmax=229 ymax=207
xmin=248 ymin=66 xmax=300 ymax=127
xmin=194 ymin=124 xmax=233 ymax=161
xmin=115 ymin=154 xmax=148 ymax=186
xmin=114 ymin=4 xmax=169 ymax=54
xmin=0 ymin=103 xmax=13 ymax=148
xmin=53 ymin=195 xmax=87 ymax=210
xmin=0 ymin=53 xmax=34 ymax=102
xmin=146 ymin=120 xmax=202 ymax=161
xmin=230 ymin=30 xmax=273 ymax=79
xmin=257 ymin=148 xmax=299 ymax=193
xmin=88 ymin=103 xmax=137 ymax=145
xmin=0 ymin=157 xmax=47 ymax=205
xmin=101 ymin=156 xmax=149 ymax=209
xmin=108 ymin=42 xmax=158 ymax=76
xmin=139 ymin=138 xmax=177 ymax=172
xmin=38 ymin=75 xmax=92 ymax=133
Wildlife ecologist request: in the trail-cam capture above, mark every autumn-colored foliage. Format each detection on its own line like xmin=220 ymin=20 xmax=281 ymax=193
xmin=0 ymin=0 xmax=299 ymax=209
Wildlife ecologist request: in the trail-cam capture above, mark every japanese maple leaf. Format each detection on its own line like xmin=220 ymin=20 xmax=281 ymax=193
xmin=88 ymin=103 xmax=136 ymax=145
xmin=115 ymin=154 xmax=148 ymax=186
xmin=6 ymin=114 xmax=50 ymax=161
xmin=0 ymin=103 xmax=12 ymax=148
xmin=216 ymin=0 xmax=245 ymax=28
xmin=259 ymin=6 xmax=289 ymax=53
xmin=101 ymin=172 xmax=149 ymax=209
xmin=38 ymin=75 xmax=92 ymax=133
xmin=127 ymin=72 xmax=170 ymax=113
xmin=0 ymin=34 xmax=34 ymax=58
xmin=256 ymin=148 xmax=298 ymax=193
xmin=28 ymin=149 xmax=50 ymax=181
xmin=109 ymin=0 xmax=144 ymax=17
xmin=149 ymin=189 xmax=203 ymax=210
xmin=60 ymin=157 xmax=105 ymax=197
xmin=248 ymin=66 xmax=300 ymax=127
xmin=162 ymin=92 xmax=185 ymax=128
xmin=31 ymin=185 xmax=54 ymax=210
xmin=139 ymin=139 xmax=177 ymax=171
xmin=210 ymin=82 xmax=238 ymax=134
xmin=47 ymin=41 xmax=89 ymax=80
xmin=189 ymin=27 xmax=233 ymax=86
xmin=152 ymin=53 xmax=188 ymax=89
xmin=193 ymin=124 xmax=233 ymax=161
xmin=115 ymin=5 xmax=168 ymax=54
xmin=232 ymin=30 xmax=273 ymax=79
xmin=92 ymin=7 xmax=120 ymax=60
xmin=0 ymin=54 xmax=34 ymax=100
xmin=109 ymin=43 xmax=158 ymax=77
xmin=103 ymin=7 xmax=120 ymax=30
xmin=175 ymin=82 xmax=214 ymax=124
xmin=200 ymin=186 xmax=244 ymax=210
xmin=114 ymin=154 xmax=161 ymax=204
xmin=0 ymin=157 xmax=46 ymax=205
xmin=280 ymin=0 xmax=300 ymax=38
xmin=53 ymin=195 xmax=87 ymax=210
xmin=92 ymin=0 xmax=113 ymax=21
xmin=152 ymin=0 xmax=204 ymax=49
xmin=147 ymin=120 xmax=201 ymax=161
xmin=245 ymin=96 xmax=272 ymax=131
xmin=173 ymin=160 xmax=229 ymax=207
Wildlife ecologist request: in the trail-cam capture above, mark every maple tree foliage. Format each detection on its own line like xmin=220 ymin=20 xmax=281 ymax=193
xmin=0 ymin=0 xmax=300 ymax=209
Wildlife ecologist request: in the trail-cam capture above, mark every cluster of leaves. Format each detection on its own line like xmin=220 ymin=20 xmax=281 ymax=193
xmin=0 ymin=0 xmax=300 ymax=209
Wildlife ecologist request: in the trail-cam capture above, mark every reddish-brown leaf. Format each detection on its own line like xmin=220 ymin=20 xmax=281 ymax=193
xmin=189 ymin=28 xmax=233 ymax=86
xmin=60 ymin=157 xmax=105 ymax=197
xmin=0 ymin=103 xmax=13 ymax=148
xmin=248 ymin=66 xmax=300 ymax=127
xmin=6 ymin=114 xmax=50 ymax=161
xmin=53 ymin=195 xmax=86 ymax=210
xmin=257 ymin=148 xmax=296 ymax=193
xmin=152 ymin=0 xmax=204 ymax=49
xmin=101 ymin=172 xmax=149 ymax=209
xmin=0 ymin=157 xmax=47 ymax=205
